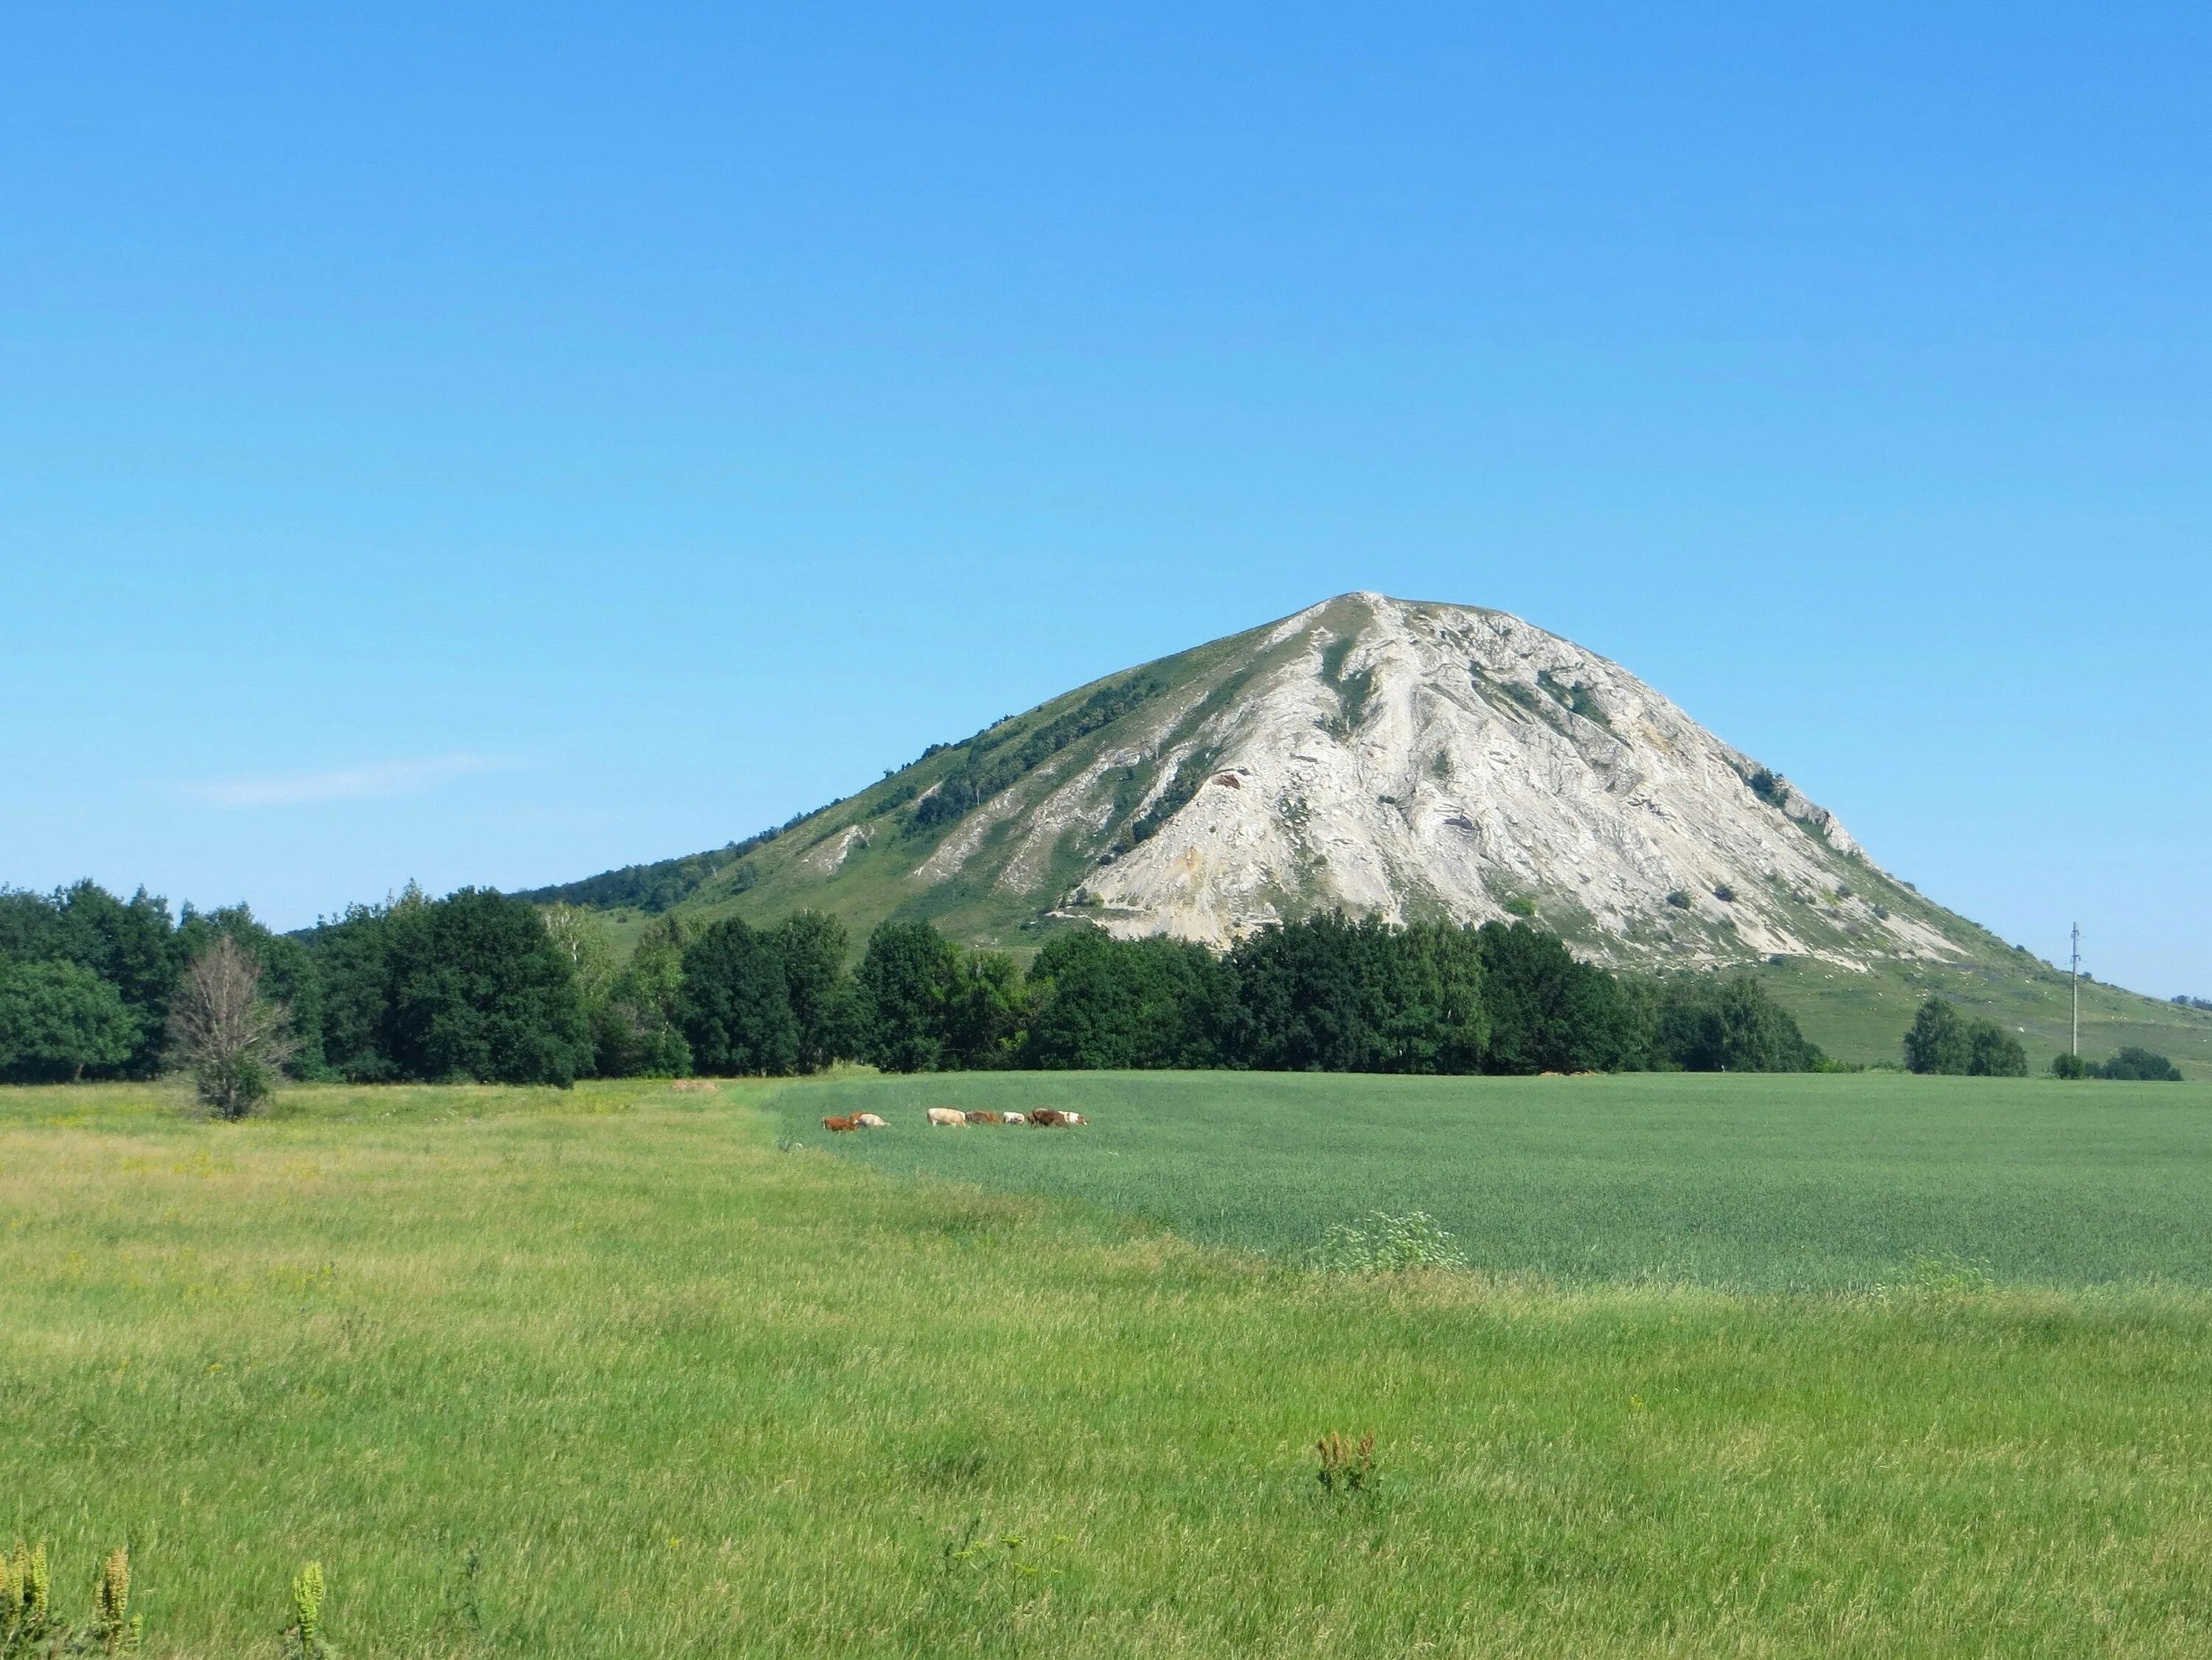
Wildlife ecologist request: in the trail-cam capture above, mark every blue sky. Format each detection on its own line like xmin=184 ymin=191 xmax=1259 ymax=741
xmin=2 ymin=4 xmax=2205 ymax=996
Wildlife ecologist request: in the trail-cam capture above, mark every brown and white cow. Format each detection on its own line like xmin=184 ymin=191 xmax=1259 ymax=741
xmin=822 ymin=1114 xmax=862 ymax=1133
xmin=965 ymin=1110 xmax=1004 ymax=1125
xmin=1028 ymin=1108 xmax=1086 ymax=1128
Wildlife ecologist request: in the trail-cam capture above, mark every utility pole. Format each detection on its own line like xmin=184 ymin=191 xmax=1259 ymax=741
xmin=2070 ymin=922 xmax=2081 ymax=1058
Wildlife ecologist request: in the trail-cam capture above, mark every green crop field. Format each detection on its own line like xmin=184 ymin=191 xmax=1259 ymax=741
xmin=787 ymin=1069 xmax=2212 ymax=1290
xmin=8 ymin=1075 xmax=2212 ymax=1656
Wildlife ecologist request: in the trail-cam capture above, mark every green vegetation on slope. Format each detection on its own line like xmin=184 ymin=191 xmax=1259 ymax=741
xmin=6 ymin=1077 xmax=2212 ymax=1656
xmin=528 ymin=616 xmax=1287 ymax=953
xmin=1751 ymin=951 xmax=2212 ymax=1074
xmin=789 ymin=1069 xmax=2212 ymax=1289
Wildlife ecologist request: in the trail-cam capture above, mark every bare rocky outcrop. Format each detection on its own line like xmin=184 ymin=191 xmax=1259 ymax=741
xmin=995 ymin=594 xmax=1958 ymax=967
xmin=689 ymin=592 xmax=1973 ymax=971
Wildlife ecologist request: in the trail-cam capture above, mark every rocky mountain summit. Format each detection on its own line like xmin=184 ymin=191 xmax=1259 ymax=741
xmin=540 ymin=593 xmax=1980 ymax=971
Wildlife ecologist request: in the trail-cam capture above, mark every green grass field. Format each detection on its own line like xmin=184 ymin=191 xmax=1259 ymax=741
xmin=8 ymin=1075 xmax=2212 ymax=1656
xmin=787 ymin=1070 xmax=2212 ymax=1289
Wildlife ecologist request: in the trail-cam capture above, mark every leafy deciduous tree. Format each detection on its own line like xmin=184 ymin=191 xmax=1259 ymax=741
xmin=0 ymin=958 xmax=137 ymax=1083
xmin=678 ymin=916 xmax=799 ymax=1076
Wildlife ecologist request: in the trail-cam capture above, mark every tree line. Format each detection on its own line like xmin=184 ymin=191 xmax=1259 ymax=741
xmin=1 ymin=880 xmax=1843 ymax=1088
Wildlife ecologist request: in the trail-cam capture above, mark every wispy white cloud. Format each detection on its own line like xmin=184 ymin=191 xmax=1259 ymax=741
xmin=186 ymin=754 xmax=515 ymax=808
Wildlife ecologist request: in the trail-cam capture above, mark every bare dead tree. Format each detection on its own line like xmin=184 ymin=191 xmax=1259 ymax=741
xmin=168 ymin=935 xmax=299 ymax=1119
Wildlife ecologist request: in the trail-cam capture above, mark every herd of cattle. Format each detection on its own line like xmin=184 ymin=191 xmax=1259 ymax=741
xmin=819 ymin=1107 xmax=1088 ymax=1132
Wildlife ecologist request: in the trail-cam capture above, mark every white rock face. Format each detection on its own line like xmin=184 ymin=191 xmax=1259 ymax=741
xmin=1021 ymin=594 xmax=1960 ymax=967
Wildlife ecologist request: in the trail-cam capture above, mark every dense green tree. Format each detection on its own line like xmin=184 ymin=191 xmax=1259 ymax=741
xmin=678 ymin=917 xmax=799 ymax=1076
xmin=2097 ymin=1046 xmax=2182 ymax=1081
xmin=766 ymin=911 xmax=858 ymax=1074
xmin=0 ymin=959 xmax=137 ymax=1082
xmin=47 ymin=881 xmax=183 ymax=1077
xmin=1475 ymin=922 xmax=1637 ymax=1074
xmin=2051 ymin=1050 xmax=2091 ymax=1080
xmin=307 ymin=888 xmax=420 ymax=1081
xmin=1966 ymin=1021 xmax=2029 ymax=1077
xmin=943 ymin=948 xmax=1028 ymax=1070
xmin=1649 ymin=974 xmax=1823 ymax=1072
xmin=1228 ymin=913 xmax=1382 ymax=1072
xmin=856 ymin=920 xmax=960 ymax=1072
xmin=1904 ymin=997 xmax=2025 ymax=1076
xmin=380 ymin=888 xmax=594 ymax=1084
xmin=1023 ymin=928 xmax=1234 ymax=1070
xmin=596 ymin=914 xmax=693 ymax=1077
xmin=1903 ymin=997 xmax=1969 ymax=1074
xmin=0 ymin=881 xmax=185 ymax=1077
xmin=1370 ymin=920 xmax=1489 ymax=1074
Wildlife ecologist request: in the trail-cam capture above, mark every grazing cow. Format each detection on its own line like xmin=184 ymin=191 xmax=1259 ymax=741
xmin=821 ymin=1114 xmax=862 ymax=1133
xmin=1001 ymin=1111 xmax=1026 ymax=1126
xmin=1029 ymin=1108 xmax=1085 ymax=1128
xmin=855 ymin=1112 xmax=889 ymax=1130
xmin=925 ymin=1107 xmax=968 ymax=1128
xmin=965 ymin=1110 xmax=1004 ymax=1125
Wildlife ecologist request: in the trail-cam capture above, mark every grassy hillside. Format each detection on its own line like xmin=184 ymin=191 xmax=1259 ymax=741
xmin=787 ymin=1070 xmax=2212 ymax=1288
xmin=1755 ymin=953 xmax=2212 ymax=1073
xmin=9 ymin=1077 xmax=2212 ymax=1656
xmin=525 ymin=619 xmax=1270 ymax=954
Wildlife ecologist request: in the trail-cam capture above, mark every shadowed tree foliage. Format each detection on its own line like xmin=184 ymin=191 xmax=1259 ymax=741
xmin=1475 ymin=922 xmax=1640 ymax=1074
xmin=595 ymin=913 xmax=692 ymax=1077
xmin=2096 ymin=1046 xmax=2183 ymax=1081
xmin=1904 ymin=996 xmax=2027 ymax=1077
xmin=856 ymin=920 xmax=961 ymax=1073
xmin=766 ymin=910 xmax=861 ymax=1074
xmin=307 ymin=886 xmax=593 ymax=1085
xmin=1024 ymin=929 xmax=1235 ymax=1070
xmin=389 ymin=889 xmax=594 ymax=1085
xmin=1649 ymin=973 xmax=1823 ymax=1072
xmin=0 ymin=959 xmax=137 ymax=1083
xmin=678 ymin=916 xmax=799 ymax=1077
xmin=943 ymin=948 xmax=1028 ymax=1071
xmin=0 ymin=881 xmax=184 ymax=1077
xmin=1370 ymin=920 xmax=1489 ymax=1074
xmin=1227 ymin=912 xmax=1387 ymax=1072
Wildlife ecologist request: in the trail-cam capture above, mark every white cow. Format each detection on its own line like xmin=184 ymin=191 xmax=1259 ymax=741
xmin=1001 ymin=1111 xmax=1027 ymax=1126
xmin=925 ymin=1107 xmax=967 ymax=1128
xmin=855 ymin=1113 xmax=889 ymax=1130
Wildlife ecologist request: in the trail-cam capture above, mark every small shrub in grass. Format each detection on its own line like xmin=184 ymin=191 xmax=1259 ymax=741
xmin=1664 ymin=891 xmax=1691 ymax=910
xmin=1306 ymin=1211 xmax=1466 ymax=1273
xmin=2 ymin=1542 xmax=140 ymax=1656
xmin=1315 ymin=1432 xmax=1376 ymax=1496
xmin=2051 ymin=1051 xmax=2091 ymax=1080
